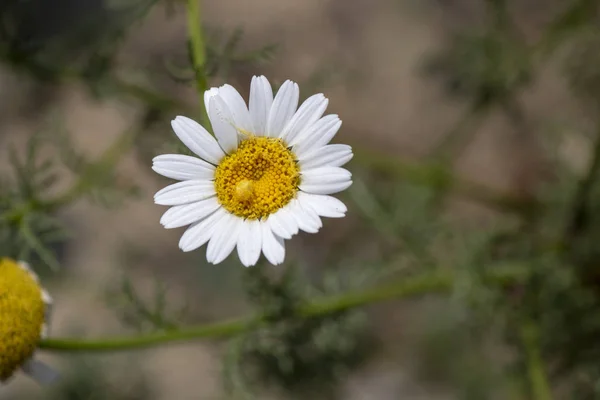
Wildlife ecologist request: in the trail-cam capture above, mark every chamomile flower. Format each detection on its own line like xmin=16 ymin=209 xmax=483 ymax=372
xmin=153 ymin=76 xmax=352 ymax=266
xmin=0 ymin=258 xmax=57 ymax=385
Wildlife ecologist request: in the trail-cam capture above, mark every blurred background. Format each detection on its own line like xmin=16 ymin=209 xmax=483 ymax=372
xmin=1 ymin=0 xmax=600 ymax=399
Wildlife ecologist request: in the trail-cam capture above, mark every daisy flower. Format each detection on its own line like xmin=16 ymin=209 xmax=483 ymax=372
xmin=0 ymin=258 xmax=57 ymax=385
xmin=153 ymin=76 xmax=353 ymax=267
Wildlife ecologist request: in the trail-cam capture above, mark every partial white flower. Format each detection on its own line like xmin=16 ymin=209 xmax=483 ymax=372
xmin=153 ymin=76 xmax=352 ymax=266
xmin=0 ymin=259 xmax=58 ymax=385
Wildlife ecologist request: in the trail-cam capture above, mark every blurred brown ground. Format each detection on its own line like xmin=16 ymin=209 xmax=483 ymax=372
xmin=0 ymin=0 xmax=592 ymax=399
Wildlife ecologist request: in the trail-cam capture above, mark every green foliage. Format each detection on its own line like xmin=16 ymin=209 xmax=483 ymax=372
xmin=47 ymin=357 xmax=155 ymax=400
xmin=222 ymin=266 xmax=372 ymax=399
xmin=0 ymin=117 xmax=140 ymax=276
xmin=423 ymin=31 xmax=531 ymax=104
xmin=563 ymin=27 xmax=600 ymax=107
xmin=105 ymin=272 xmax=188 ymax=332
xmin=4 ymin=0 xmax=600 ymax=399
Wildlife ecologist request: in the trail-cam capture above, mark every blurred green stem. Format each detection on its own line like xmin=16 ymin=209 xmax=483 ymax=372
xmin=520 ymin=322 xmax=553 ymax=400
xmin=186 ymin=0 xmax=209 ymax=124
xmin=352 ymin=146 xmax=538 ymax=217
xmin=533 ymin=0 xmax=599 ymax=58
xmin=428 ymin=101 xmax=489 ymax=164
xmin=39 ymin=265 xmax=526 ymax=352
xmin=564 ymin=119 xmax=600 ymax=243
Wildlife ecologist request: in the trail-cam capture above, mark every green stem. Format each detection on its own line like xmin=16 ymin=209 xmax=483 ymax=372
xmin=186 ymin=0 xmax=209 ymax=124
xmin=564 ymin=120 xmax=600 ymax=243
xmin=428 ymin=101 xmax=489 ymax=164
xmin=520 ymin=322 xmax=553 ymax=400
xmin=352 ymin=146 xmax=538 ymax=217
xmin=533 ymin=0 xmax=598 ymax=58
xmin=39 ymin=267 xmax=525 ymax=353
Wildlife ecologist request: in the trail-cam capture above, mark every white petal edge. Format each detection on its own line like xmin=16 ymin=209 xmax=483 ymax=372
xmin=217 ymin=84 xmax=254 ymax=134
xmin=160 ymin=197 xmax=221 ymax=229
xmin=237 ymin=219 xmax=263 ymax=267
xmin=171 ymin=116 xmax=225 ymax=165
xmin=288 ymin=198 xmax=322 ymax=233
xmin=271 ymin=205 xmax=300 ymax=237
xmin=292 ymin=115 xmax=342 ymax=156
xmin=42 ymin=289 xmax=53 ymax=336
xmin=280 ymin=93 xmax=328 ymax=143
xmin=249 ymin=75 xmax=274 ymax=135
xmin=204 ymin=88 xmax=219 ymax=117
xmin=208 ymin=95 xmax=239 ymax=154
xmin=206 ymin=214 xmax=243 ymax=264
xmin=297 ymin=144 xmax=353 ymax=170
xmin=261 ymin=222 xmax=286 ymax=265
xmin=300 ymin=180 xmax=353 ymax=195
xmin=265 ymin=212 xmax=292 ymax=239
xmin=152 ymin=154 xmax=215 ymax=181
xmin=179 ymin=207 xmax=228 ymax=252
xmin=21 ymin=360 xmax=59 ymax=385
xmin=301 ymin=167 xmax=352 ymax=184
xmin=266 ymin=80 xmax=299 ymax=137
xmin=297 ymin=192 xmax=347 ymax=218
xmin=154 ymin=180 xmax=216 ymax=206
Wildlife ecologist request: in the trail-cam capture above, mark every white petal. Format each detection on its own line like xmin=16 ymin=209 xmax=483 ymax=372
xmin=266 ymin=80 xmax=299 ymax=137
xmin=42 ymin=289 xmax=53 ymax=334
xmin=297 ymin=144 xmax=353 ymax=169
xmin=300 ymin=180 xmax=353 ymax=195
xmin=288 ymin=198 xmax=322 ymax=233
xmin=204 ymin=88 xmax=219 ymax=116
xmin=206 ymin=214 xmax=243 ymax=264
xmin=208 ymin=95 xmax=239 ymax=154
xmin=171 ymin=116 xmax=225 ymax=165
xmin=292 ymin=115 xmax=342 ymax=157
xmin=261 ymin=222 xmax=286 ymax=265
xmin=154 ymin=180 xmax=215 ymax=206
xmin=217 ymin=84 xmax=253 ymax=133
xmin=236 ymin=219 xmax=263 ymax=267
xmin=152 ymin=154 xmax=215 ymax=181
xmin=300 ymin=166 xmax=353 ymax=196
xmin=280 ymin=94 xmax=328 ymax=143
xmin=265 ymin=212 xmax=292 ymax=239
xmin=273 ymin=205 xmax=299 ymax=236
xmin=21 ymin=360 xmax=59 ymax=385
xmin=18 ymin=261 xmax=38 ymax=281
xmin=179 ymin=207 xmax=228 ymax=252
xmin=297 ymin=192 xmax=347 ymax=218
xmin=160 ymin=197 xmax=221 ymax=229
xmin=249 ymin=75 xmax=273 ymax=135
xmin=301 ymin=167 xmax=351 ymax=183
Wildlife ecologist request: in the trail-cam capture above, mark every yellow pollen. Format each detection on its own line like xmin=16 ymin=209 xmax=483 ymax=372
xmin=235 ymin=179 xmax=255 ymax=202
xmin=0 ymin=258 xmax=45 ymax=382
xmin=214 ymin=136 xmax=300 ymax=219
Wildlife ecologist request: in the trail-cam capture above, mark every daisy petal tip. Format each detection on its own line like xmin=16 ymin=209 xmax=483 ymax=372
xmin=172 ymin=115 xmax=189 ymax=124
xmin=180 ymin=244 xmax=197 ymax=253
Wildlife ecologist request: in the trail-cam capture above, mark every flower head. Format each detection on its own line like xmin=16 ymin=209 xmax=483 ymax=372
xmin=153 ymin=76 xmax=353 ymax=266
xmin=0 ymin=258 xmax=57 ymax=385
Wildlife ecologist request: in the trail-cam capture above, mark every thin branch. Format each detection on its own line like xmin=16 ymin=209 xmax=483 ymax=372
xmin=186 ymin=0 xmax=209 ymax=124
xmin=520 ymin=321 xmax=553 ymax=400
xmin=39 ymin=265 xmax=527 ymax=353
xmin=352 ymin=146 xmax=538 ymax=216
xmin=564 ymin=120 xmax=600 ymax=243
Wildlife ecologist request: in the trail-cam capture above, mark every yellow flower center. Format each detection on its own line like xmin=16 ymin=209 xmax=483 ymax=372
xmin=214 ymin=136 xmax=300 ymax=219
xmin=0 ymin=258 xmax=45 ymax=382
